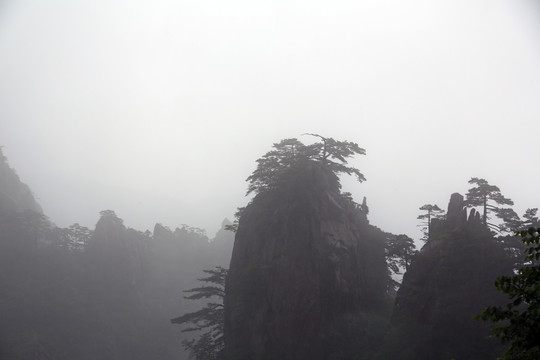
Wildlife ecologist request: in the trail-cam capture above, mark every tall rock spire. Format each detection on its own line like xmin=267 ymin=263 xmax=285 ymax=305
xmin=224 ymin=161 xmax=390 ymax=359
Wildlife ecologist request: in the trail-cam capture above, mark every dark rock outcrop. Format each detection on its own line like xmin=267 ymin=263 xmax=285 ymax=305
xmin=380 ymin=193 xmax=514 ymax=360
xmin=224 ymin=161 xmax=390 ymax=360
xmin=446 ymin=192 xmax=467 ymax=228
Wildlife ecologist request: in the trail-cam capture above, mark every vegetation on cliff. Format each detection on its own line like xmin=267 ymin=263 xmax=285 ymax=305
xmin=476 ymin=227 xmax=540 ymax=360
xmin=246 ymin=134 xmax=366 ymax=196
xmin=417 ymin=204 xmax=445 ymax=242
xmin=224 ymin=136 xmax=396 ymax=360
xmin=465 ymin=177 xmax=518 ymax=233
xmin=171 ymin=267 xmax=226 ymax=360
xmin=380 ymin=193 xmax=517 ymax=360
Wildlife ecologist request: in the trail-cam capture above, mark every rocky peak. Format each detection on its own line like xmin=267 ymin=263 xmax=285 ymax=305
xmin=446 ymin=192 xmax=466 ymax=228
xmin=382 ymin=192 xmax=514 ymax=360
xmin=431 ymin=193 xmax=485 ymax=238
xmin=153 ymin=223 xmax=174 ymax=241
xmin=86 ymin=210 xmax=127 ymax=256
xmin=224 ymin=161 xmax=389 ymax=359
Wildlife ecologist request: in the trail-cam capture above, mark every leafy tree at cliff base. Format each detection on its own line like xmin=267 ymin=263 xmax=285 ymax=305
xmin=386 ymin=234 xmax=417 ymax=274
xmin=385 ymin=234 xmax=417 ymax=290
xmin=476 ymin=227 xmax=540 ymax=360
xmin=171 ymin=267 xmax=227 ymax=360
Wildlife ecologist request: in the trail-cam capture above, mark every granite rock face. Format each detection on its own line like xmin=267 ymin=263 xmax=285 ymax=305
xmin=224 ymin=162 xmax=389 ymax=360
xmin=381 ymin=193 xmax=513 ymax=360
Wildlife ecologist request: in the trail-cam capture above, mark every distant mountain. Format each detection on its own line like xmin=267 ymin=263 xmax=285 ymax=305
xmin=0 ymin=147 xmax=235 ymax=360
xmin=0 ymin=147 xmax=42 ymax=213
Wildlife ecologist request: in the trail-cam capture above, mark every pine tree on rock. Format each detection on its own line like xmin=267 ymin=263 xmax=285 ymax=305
xmin=465 ymin=177 xmax=515 ymax=233
xmin=386 ymin=234 xmax=417 ymax=279
xmin=171 ymin=267 xmax=226 ymax=360
xmin=246 ymin=138 xmax=307 ymax=195
xmin=302 ymin=133 xmax=367 ymax=182
xmin=417 ymin=204 xmax=445 ymax=241
xmin=246 ymin=135 xmax=366 ymax=195
xmin=495 ymin=208 xmax=522 ymax=234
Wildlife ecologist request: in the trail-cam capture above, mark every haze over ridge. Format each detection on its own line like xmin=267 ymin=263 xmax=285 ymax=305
xmin=1 ymin=0 xmax=539 ymax=238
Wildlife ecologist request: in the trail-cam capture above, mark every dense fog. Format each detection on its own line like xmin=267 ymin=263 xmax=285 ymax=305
xmin=1 ymin=1 xmax=539 ymax=359
xmin=1 ymin=0 xmax=539 ymax=237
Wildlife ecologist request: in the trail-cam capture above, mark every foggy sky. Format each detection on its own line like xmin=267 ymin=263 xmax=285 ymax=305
xmin=1 ymin=0 xmax=539 ymax=240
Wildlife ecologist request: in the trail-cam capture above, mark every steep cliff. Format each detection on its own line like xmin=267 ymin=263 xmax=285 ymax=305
xmin=0 ymin=148 xmax=42 ymax=213
xmin=224 ymin=160 xmax=391 ymax=360
xmin=380 ymin=193 xmax=515 ymax=360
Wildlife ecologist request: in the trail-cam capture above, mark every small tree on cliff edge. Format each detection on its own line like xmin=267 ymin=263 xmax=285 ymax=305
xmin=417 ymin=204 xmax=445 ymax=242
xmin=465 ymin=177 xmax=515 ymax=232
xmin=246 ymin=134 xmax=366 ymax=195
xmin=386 ymin=234 xmax=417 ymax=277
